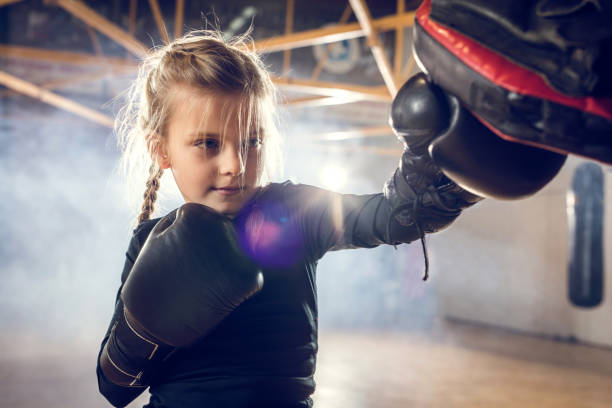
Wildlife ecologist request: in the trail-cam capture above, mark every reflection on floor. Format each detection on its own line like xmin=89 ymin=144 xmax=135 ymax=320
xmin=313 ymin=321 xmax=612 ymax=408
xmin=2 ymin=321 xmax=611 ymax=407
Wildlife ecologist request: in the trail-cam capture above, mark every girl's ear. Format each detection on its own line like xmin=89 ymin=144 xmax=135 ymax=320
xmin=157 ymin=148 xmax=171 ymax=170
xmin=147 ymin=134 xmax=171 ymax=169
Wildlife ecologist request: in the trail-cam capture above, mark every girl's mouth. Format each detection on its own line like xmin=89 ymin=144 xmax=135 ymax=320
xmin=213 ymin=186 xmax=243 ymax=196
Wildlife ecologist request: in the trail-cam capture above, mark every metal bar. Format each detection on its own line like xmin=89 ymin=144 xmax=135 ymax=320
xmin=310 ymin=125 xmax=393 ymax=141
xmin=401 ymin=53 xmax=416 ymax=79
xmin=0 ymin=45 xmax=138 ymax=70
xmin=128 ymin=0 xmax=138 ymax=35
xmin=54 ymin=0 xmax=148 ymax=57
xmin=126 ymin=0 xmax=138 ymax=58
xmin=282 ymin=0 xmax=295 ymax=76
xmin=0 ymin=70 xmax=114 ymax=127
xmin=0 ymin=46 xmax=389 ymax=104
xmin=86 ymin=26 xmax=104 ymax=56
xmin=272 ymin=76 xmax=391 ymax=102
xmin=282 ymin=95 xmax=329 ymax=107
xmin=349 ymin=0 xmax=398 ymax=96
xmin=311 ymin=4 xmax=353 ymax=81
xmin=394 ymin=0 xmax=405 ymax=81
xmin=174 ymin=0 xmax=184 ymax=40
xmin=148 ymin=0 xmax=170 ymax=44
xmin=302 ymin=142 xmax=401 ymax=157
xmin=0 ymin=69 xmax=126 ymax=98
xmin=253 ymin=12 xmax=415 ymax=53
xmin=282 ymin=95 xmax=364 ymax=108
xmin=40 ymin=70 xmax=124 ymax=90
xmin=0 ymin=0 xmax=22 ymax=7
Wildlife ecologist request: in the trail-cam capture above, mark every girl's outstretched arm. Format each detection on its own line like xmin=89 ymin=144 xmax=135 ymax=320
xmin=238 ymin=75 xmax=483 ymax=277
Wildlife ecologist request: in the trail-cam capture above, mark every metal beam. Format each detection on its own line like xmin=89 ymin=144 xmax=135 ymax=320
xmin=53 ymin=0 xmax=149 ymax=58
xmin=349 ymin=0 xmax=398 ymax=96
xmin=128 ymin=0 xmax=138 ymax=35
xmin=282 ymin=0 xmax=295 ymax=76
xmin=39 ymin=71 xmax=118 ymax=90
xmin=148 ymin=0 xmax=170 ymax=44
xmin=310 ymin=125 xmax=393 ymax=141
xmin=273 ymin=77 xmax=391 ymax=102
xmin=0 ymin=47 xmax=388 ymax=105
xmin=302 ymin=142 xmax=401 ymax=157
xmin=402 ymin=53 xmax=416 ymax=80
xmin=253 ymin=12 xmax=415 ymax=53
xmin=0 ymin=0 xmax=22 ymax=7
xmin=394 ymin=0 xmax=405 ymax=81
xmin=0 ymin=70 xmax=114 ymax=127
xmin=282 ymin=95 xmax=363 ymax=108
xmin=86 ymin=26 xmax=104 ymax=56
xmin=174 ymin=0 xmax=185 ymax=40
xmin=126 ymin=0 xmax=138 ymax=58
xmin=0 ymin=45 xmax=138 ymax=70
xmin=0 ymin=69 xmax=125 ymax=98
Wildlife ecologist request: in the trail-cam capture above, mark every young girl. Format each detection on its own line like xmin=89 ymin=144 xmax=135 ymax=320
xmin=96 ymin=30 xmax=480 ymax=408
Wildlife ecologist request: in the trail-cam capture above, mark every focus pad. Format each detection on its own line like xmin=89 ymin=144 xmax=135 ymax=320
xmin=429 ymin=95 xmax=567 ymax=200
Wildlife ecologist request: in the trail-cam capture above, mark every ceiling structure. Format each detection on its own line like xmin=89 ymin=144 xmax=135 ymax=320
xmin=0 ymin=0 xmax=422 ymax=155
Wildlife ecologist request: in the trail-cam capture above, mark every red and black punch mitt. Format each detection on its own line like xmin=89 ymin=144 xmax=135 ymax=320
xmin=410 ymin=0 xmax=612 ymax=200
xmin=414 ymin=0 xmax=612 ymax=165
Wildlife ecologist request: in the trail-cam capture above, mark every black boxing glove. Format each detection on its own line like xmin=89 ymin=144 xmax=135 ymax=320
xmin=390 ymin=72 xmax=450 ymax=156
xmin=384 ymin=73 xmax=483 ymax=279
xmin=392 ymin=74 xmax=566 ymax=200
xmin=123 ymin=202 xmax=263 ymax=346
xmin=100 ymin=203 xmax=263 ymax=387
xmin=388 ymin=72 xmax=482 ymax=206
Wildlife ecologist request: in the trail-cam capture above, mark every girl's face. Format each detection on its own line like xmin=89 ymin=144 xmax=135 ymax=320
xmin=160 ymin=87 xmax=263 ymax=217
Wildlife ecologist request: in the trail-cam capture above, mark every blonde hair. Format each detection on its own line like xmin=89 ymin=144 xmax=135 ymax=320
xmin=115 ymin=30 xmax=281 ymax=225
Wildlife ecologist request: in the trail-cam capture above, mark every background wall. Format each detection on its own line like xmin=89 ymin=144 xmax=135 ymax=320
xmin=432 ymin=156 xmax=612 ymax=347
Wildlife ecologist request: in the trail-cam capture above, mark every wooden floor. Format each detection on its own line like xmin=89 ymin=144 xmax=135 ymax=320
xmin=313 ymin=322 xmax=612 ymax=408
xmin=2 ymin=321 xmax=612 ymax=407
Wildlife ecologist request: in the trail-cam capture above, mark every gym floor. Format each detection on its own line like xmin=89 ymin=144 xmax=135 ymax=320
xmin=3 ymin=320 xmax=611 ymax=408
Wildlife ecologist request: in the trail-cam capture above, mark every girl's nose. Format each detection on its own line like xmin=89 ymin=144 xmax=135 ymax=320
xmin=218 ymin=143 xmax=244 ymax=176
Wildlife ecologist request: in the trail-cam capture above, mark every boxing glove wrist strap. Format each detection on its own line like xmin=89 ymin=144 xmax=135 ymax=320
xmin=99 ymin=307 xmax=174 ymax=387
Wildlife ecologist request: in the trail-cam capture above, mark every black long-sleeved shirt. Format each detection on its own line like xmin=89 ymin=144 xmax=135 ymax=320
xmin=97 ymin=181 xmax=432 ymax=408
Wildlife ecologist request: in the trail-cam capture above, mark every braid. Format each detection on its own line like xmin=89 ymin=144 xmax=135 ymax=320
xmin=137 ymin=164 xmax=164 ymax=224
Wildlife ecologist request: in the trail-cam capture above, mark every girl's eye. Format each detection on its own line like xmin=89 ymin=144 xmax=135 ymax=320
xmin=194 ymin=139 xmax=219 ymax=150
xmin=246 ymin=138 xmax=262 ymax=149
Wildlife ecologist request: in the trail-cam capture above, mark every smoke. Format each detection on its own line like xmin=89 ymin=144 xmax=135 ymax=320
xmin=0 ymin=89 xmax=440 ymax=408
xmin=0 ymin=100 xmax=132 ymax=356
xmin=0 ymin=97 xmax=439 ymax=363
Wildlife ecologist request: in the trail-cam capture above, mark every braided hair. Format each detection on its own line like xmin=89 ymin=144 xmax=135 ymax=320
xmin=137 ymin=164 xmax=164 ymax=224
